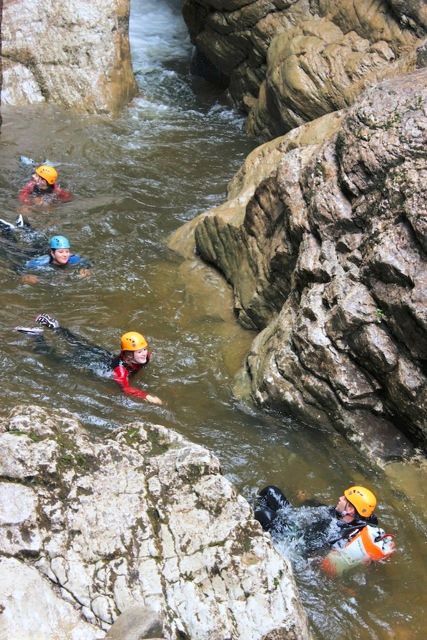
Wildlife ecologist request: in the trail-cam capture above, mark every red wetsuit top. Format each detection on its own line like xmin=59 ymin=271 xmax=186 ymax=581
xmin=18 ymin=180 xmax=73 ymax=205
xmin=111 ymin=352 xmax=152 ymax=399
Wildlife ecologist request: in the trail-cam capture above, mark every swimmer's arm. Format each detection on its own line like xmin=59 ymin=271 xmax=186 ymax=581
xmin=21 ymin=274 xmax=40 ymax=285
xmin=54 ymin=185 xmax=73 ymax=202
xmin=67 ymin=256 xmax=91 ymax=278
xmin=76 ymin=268 xmax=91 ymax=279
xmin=17 ymin=205 xmax=32 ymax=215
xmin=18 ymin=182 xmax=35 ymax=204
xmin=113 ymin=364 xmax=162 ymax=404
xmin=145 ymin=394 xmax=163 ymax=405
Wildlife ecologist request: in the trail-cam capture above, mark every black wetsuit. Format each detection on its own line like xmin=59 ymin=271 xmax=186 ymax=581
xmin=33 ymin=327 xmax=112 ymax=374
xmin=0 ymin=219 xmax=48 ymax=267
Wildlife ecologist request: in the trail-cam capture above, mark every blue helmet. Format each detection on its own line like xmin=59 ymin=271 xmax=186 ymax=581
xmin=50 ymin=235 xmax=70 ymax=250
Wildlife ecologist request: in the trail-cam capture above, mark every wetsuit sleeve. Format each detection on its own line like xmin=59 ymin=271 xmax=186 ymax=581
xmin=18 ymin=181 xmax=36 ymax=204
xmin=24 ymin=255 xmax=51 ymax=270
xmin=54 ymin=185 xmax=73 ymax=202
xmin=68 ymin=255 xmax=91 ymax=267
xmin=113 ymin=364 xmax=148 ymax=399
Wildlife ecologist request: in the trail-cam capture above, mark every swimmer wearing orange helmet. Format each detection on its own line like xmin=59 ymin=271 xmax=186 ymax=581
xmin=15 ymin=315 xmax=162 ymax=405
xmin=18 ymin=164 xmax=73 ymax=206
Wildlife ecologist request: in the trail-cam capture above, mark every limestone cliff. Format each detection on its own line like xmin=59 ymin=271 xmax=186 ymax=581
xmin=0 ymin=405 xmax=310 ymax=640
xmin=171 ymin=69 xmax=427 ymax=459
xmin=0 ymin=0 xmax=137 ymax=114
xmin=183 ymin=0 xmax=427 ymax=138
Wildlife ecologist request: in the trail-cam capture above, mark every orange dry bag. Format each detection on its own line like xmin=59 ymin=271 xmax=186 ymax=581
xmin=321 ymin=525 xmax=396 ymax=577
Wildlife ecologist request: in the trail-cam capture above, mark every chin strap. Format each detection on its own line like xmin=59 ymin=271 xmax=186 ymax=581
xmin=329 ymin=522 xmax=367 ymax=546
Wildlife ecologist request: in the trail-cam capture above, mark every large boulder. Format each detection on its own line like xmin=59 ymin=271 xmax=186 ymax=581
xmin=183 ymin=0 xmax=426 ymax=137
xmin=181 ymin=69 xmax=427 ymax=459
xmin=0 ymin=0 xmax=137 ymax=113
xmin=0 ymin=558 xmax=105 ymax=640
xmin=0 ymin=405 xmax=310 ymax=640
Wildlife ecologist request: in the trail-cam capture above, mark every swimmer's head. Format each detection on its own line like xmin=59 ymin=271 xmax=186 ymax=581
xmin=49 ymin=235 xmax=71 ymax=266
xmin=120 ymin=331 xmax=148 ymax=352
xmin=50 ymin=235 xmax=70 ymax=250
xmin=344 ymin=486 xmax=377 ymax=518
xmin=121 ymin=332 xmax=149 ymax=365
xmin=35 ymin=165 xmax=58 ymax=186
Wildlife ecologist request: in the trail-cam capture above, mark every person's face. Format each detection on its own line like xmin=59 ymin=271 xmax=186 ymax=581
xmin=336 ymin=495 xmax=355 ymax=516
xmin=132 ymin=347 xmax=148 ymax=364
xmin=33 ymin=172 xmax=49 ymax=190
xmin=51 ymin=248 xmax=71 ymax=265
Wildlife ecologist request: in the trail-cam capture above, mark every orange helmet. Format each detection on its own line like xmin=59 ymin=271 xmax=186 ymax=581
xmin=35 ymin=165 xmax=58 ymax=185
xmin=344 ymin=486 xmax=377 ymax=517
xmin=120 ymin=331 xmax=148 ymax=351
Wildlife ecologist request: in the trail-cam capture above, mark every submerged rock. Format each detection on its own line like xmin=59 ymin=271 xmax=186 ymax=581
xmin=0 ymin=0 xmax=137 ymax=114
xmin=0 ymin=405 xmax=310 ymax=640
xmin=177 ymin=69 xmax=427 ymax=459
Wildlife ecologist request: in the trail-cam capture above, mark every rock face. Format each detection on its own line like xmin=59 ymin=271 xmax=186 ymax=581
xmin=183 ymin=0 xmax=426 ymax=137
xmin=184 ymin=69 xmax=427 ymax=458
xmin=0 ymin=405 xmax=310 ymax=640
xmin=0 ymin=0 xmax=137 ymax=113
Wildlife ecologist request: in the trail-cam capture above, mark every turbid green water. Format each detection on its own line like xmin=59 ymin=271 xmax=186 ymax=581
xmin=0 ymin=1 xmax=426 ymax=638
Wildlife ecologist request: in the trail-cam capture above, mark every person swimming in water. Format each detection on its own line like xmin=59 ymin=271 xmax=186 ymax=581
xmin=254 ymin=484 xmax=379 ymax=556
xmin=254 ymin=485 xmax=395 ymax=576
xmin=18 ymin=165 xmax=73 ymax=207
xmin=21 ymin=235 xmax=91 ymax=283
xmin=15 ymin=314 xmax=163 ymax=405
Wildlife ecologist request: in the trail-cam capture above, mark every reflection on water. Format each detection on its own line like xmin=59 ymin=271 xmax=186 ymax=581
xmin=0 ymin=0 xmax=425 ymax=638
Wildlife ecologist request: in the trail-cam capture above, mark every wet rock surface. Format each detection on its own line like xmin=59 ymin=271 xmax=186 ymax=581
xmin=186 ymin=69 xmax=427 ymax=458
xmin=0 ymin=0 xmax=137 ymax=113
xmin=183 ymin=0 xmax=426 ymax=137
xmin=0 ymin=405 xmax=310 ymax=640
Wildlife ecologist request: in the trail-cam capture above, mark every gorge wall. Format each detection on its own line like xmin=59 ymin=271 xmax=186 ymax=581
xmin=167 ymin=0 xmax=427 ymax=458
xmin=1 ymin=1 xmax=425 ymax=637
xmin=183 ymin=0 xmax=427 ymax=138
xmin=173 ymin=68 xmax=427 ymax=459
xmin=0 ymin=0 xmax=137 ymax=114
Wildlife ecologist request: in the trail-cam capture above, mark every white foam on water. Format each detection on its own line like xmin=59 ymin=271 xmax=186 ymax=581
xmin=130 ymin=0 xmax=190 ymax=74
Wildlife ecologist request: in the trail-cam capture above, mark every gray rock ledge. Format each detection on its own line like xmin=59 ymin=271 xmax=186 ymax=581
xmin=0 ymin=405 xmax=310 ymax=640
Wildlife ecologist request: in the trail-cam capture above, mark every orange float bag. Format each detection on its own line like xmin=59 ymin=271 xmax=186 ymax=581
xmin=321 ymin=525 xmax=396 ymax=577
